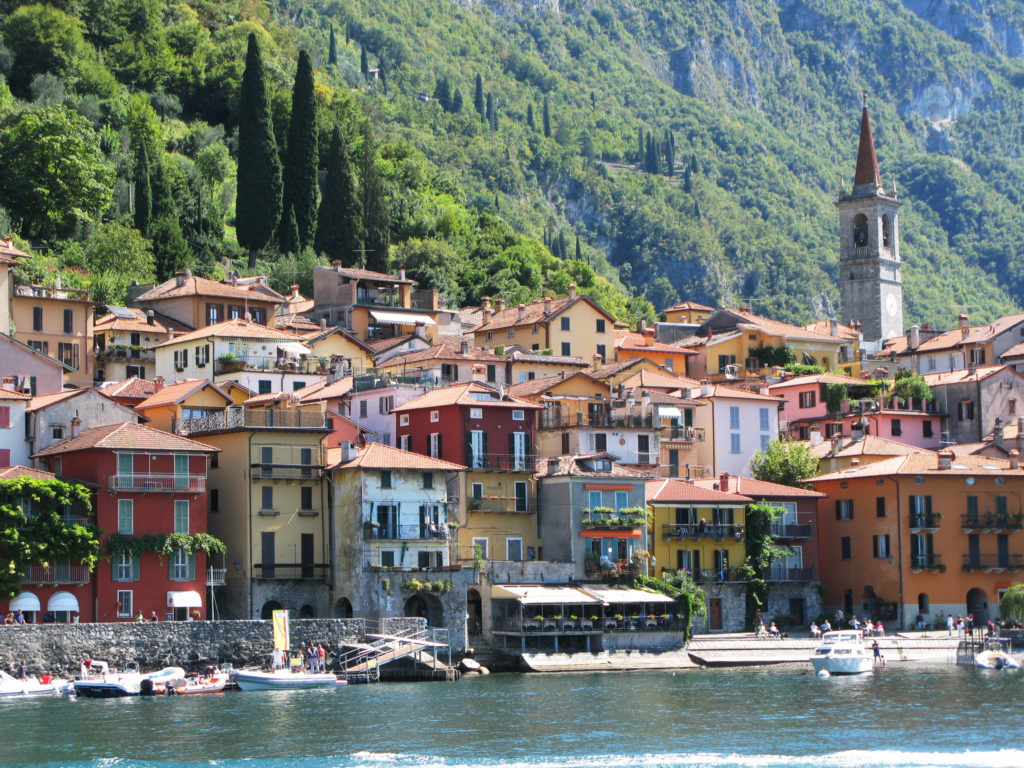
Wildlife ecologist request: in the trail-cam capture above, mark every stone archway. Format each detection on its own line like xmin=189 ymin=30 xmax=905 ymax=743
xmin=467 ymin=588 xmax=483 ymax=636
xmin=966 ymin=587 xmax=989 ymax=623
xmin=334 ymin=597 xmax=353 ymax=618
xmin=300 ymin=604 xmax=315 ymax=618
xmin=405 ymin=593 xmax=443 ymax=627
xmin=260 ymin=600 xmax=283 ymax=619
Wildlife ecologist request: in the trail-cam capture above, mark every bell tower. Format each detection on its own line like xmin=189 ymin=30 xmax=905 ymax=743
xmin=836 ymin=98 xmax=903 ymax=342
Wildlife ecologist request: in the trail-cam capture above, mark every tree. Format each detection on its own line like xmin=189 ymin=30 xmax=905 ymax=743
xmin=486 ymin=92 xmax=498 ymax=132
xmin=742 ymin=502 xmax=793 ymax=629
xmin=749 ymin=438 xmax=820 ymax=488
xmin=281 ymin=51 xmax=318 ymax=249
xmin=236 ymin=33 xmax=282 ymax=268
xmin=279 ymin=204 xmax=300 ymax=255
xmin=133 ymin=141 xmax=152 ymax=236
xmin=360 ymin=125 xmax=390 ymax=272
xmin=635 ymin=571 xmax=705 ymax=641
xmin=664 ymin=128 xmax=675 ymax=176
xmin=82 ymin=222 xmax=156 ymax=305
xmin=542 ymin=96 xmax=551 ymax=138
xmin=823 ymin=382 xmax=849 ymax=415
xmin=3 ymin=4 xmax=87 ymax=98
xmin=575 ymin=235 xmax=582 ymax=261
xmin=150 ymin=214 xmax=187 ymax=281
xmin=150 ymin=154 xmax=176 ymax=222
xmin=0 ymin=106 xmax=113 ymax=239
xmin=360 ymin=45 xmax=369 ymax=78
xmin=314 ymin=127 xmax=363 ymax=264
xmin=527 ymin=103 xmax=535 ymax=130
xmin=999 ymin=583 xmax=1024 ymax=624
xmin=889 ymin=369 xmax=934 ymax=404
xmin=328 ymin=25 xmax=337 ymax=66
xmin=473 ymin=73 xmax=484 ymax=119
xmin=433 ymin=76 xmax=452 ymax=111
xmin=451 ymin=88 xmax=463 ymax=113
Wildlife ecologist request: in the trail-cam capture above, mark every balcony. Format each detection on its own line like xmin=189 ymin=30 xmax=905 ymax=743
xmin=15 ymin=283 xmax=90 ymax=301
xmin=961 ymin=513 xmax=1024 ymax=532
xmin=469 ymin=498 xmax=532 ymax=514
xmin=909 ymin=514 xmax=941 ymax=531
xmin=910 ymin=554 xmax=944 ymax=572
xmin=665 ymin=464 xmax=708 ymax=479
xmin=661 ymin=566 xmax=746 ymax=583
xmin=466 ymin=451 xmax=534 ymax=472
xmin=174 ymin=407 xmax=327 ymax=435
xmin=97 ymin=346 xmax=155 ymax=362
xmin=770 ymin=523 xmax=813 ymax=539
xmin=22 ymin=563 xmax=90 ymax=584
xmin=661 ymin=523 xmax=745 ymax=541
xmin=253 ymin=563 xmax=328 ymax=580
xmin=364 ymin=523 xmax=452 ymax=541
xmin=763 ymin=565 xmax=815 ymax=582
xmin=213 ymin=355 xmax=328 ymax=376
xmin=108 ymin=474 xmax=206 ymax=493
xmin=660 ymin=425 xmax=706 ymax=442
xmin=962 ymin=554 xmax=1024 ymax=572
xmin=538 ymin=412 xmax=653 ymax=430
xmin=206 ymin=568 xmax=227 ymax=586
xmin=250 ymin=464 xmax=323 ymax=480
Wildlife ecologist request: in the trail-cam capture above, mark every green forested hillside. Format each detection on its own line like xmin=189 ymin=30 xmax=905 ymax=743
xmin=2 ymin=0 xmax=1024 ymax=328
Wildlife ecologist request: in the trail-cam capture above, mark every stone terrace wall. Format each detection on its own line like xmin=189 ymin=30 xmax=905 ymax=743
xmin=0 ymin=617 xmax=424 ymax=678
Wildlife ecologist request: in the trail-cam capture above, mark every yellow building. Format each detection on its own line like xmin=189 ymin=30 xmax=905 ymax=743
xmin=648 ymin=478 xmax=751 ymax=631
xmin=172 ymin=401 xmax=331 ymax=619
xmin=133 ymin=270 xmax=284 ymax=329
xmin=472 ymin=285 xmax=616 ymax=365
xmin=93 ymin=307 xmax=192 ymax=383
xmin=11 ymin=283 xmax=94 ymax=387
xmin=134 ymin=379 xmax=234 ymax=433
xmin=300 ymin=326 xmax=374 ymax=376
xmin=662 ymin=301 xmax=715 ymax=325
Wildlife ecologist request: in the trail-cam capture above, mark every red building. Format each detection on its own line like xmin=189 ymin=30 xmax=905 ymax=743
xmin=33 ymin=422 xmax=219 ymax=622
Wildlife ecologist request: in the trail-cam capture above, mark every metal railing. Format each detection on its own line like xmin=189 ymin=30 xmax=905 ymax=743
xmin=961 ymin=514 xmax=1024 ymax=531
xmin=468 ymin=499 xmax=532 ymax=514
xmin=665 ymin=464 xmax=708 ymax=479
xmin=911 ymin=554 xmax=943 ymax=569
xmin=538 ymin=412 xmax=654 ymax=429
xmin=661 ymin=425 xmax=706 ymax=442
xmin=492 ymin=616 xmax=686 ymax=633
xmin=770 ymin=523 xmax=813 ymax=539
xmin=962 ymin=554 xmax=1024 ymax=570
xmin=364 ymin=523 xmax=452 ymax=541
xmin=206 ymin=568 xmax=227 ymax=585
xmin=659 ymin=566 xmax=745 ymax=583
xmin=253 ymin=563 xmax=328 ymax=580
xmin=22 ymin=563 xmax=90 ymax=584
xmin=108 ymin=474 xmax=206 ymax=492
xmin=466 ymin=451 xmax=534 ymax=472
xmin=662 ymin=523 xmax=745 ymax=541
xmin=250 ymin=464 xmax=323 ymax=480
xmin=909 ymin=514 xmax=941 ymax=530
xmin=213 ymin=356 xmax=327 ymax=376
xmin=97 ymin=347 xmax=155 ymax=361
xmin=763 ymin=565 xmax=815 ymax=582
xmin=174 ymin=407 xmax=327 ymax=434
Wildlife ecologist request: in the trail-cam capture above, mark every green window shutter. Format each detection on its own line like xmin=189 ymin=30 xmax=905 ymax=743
xmin=188 ymin=553 xmax=196 ymax=581
xmin=132 ymin=557 xmax=140 ymax=581
xmin=112 ymin=558 xmax=118 ymax=581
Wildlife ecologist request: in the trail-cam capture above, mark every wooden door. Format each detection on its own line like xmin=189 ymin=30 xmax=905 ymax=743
xmin=709 ymin=598 xmax=723 ymax=631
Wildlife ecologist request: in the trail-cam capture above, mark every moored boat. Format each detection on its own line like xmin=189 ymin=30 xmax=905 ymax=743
xmin=231 ymin=668 xmax=347 ymax=691
xmin=975 ymin=638 xmax=1020 ymax=670
xmin=73 ymin=662 xmax=186 ymax=698
xmin=0 ymin=670 xmax=66 ymax=697
xmin=810 ymin=630 xmax=874 ymax=675
xmin=170 ymin=671 xmax=230 ymax=695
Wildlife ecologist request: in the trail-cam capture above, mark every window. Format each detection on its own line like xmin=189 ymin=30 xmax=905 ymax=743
xmin=260 ymin=446 xmax=273 ymax=466
xmin=615 ymin=490 xmax=628 ymax=512
xmin=206 ymin=303 xmax=222 ymax=325
xmin=51 ymin=425 xmax=64 ymax=440
xmin=729 ymin=406 xmax=740 ymax=429
xmin=876 ymin=497 xmax=886 ymax=518
xmin=596 ymin=319 xmax=606 ymax=334
xmin=486 ymin=364 xmax=496 ymax=382
xmin=512 ymin=409 xmax=525 ymax=421
xmin=399 ymin=434 xmax=410 ymax=451
xmin=63 ymin=309 xmax=74 ymax=334
xmin=57 ymin=342 xmax=79 ymax=370
xmin=117 ymin=452 xmax=133 ymax=481
xmin=730 ymin=433 xmax=741 ymax=454
xmin=210 ymin=489 xmax=219 ymax=512
xmin=593 ymin=433 xmax=607 ymax=452
xmin=380 ymin=550 xmax=395 ymax=567
xmin=472 ymin=537 xmax=489 ymax=560
xmin=923 ymin=420 xmax=933 ymax=438
xmin=1011 ymin=399 xmax=1017 ymax=415
xmin=506 ymin=537 xmax=524 ymax=561
xmin=759 ymin=407 xmax=770 ymax=431
xmin=399 ymin=414 xmax=410 ymax=426
xmin=835 ymin=499 xmax=854 ymax=520
xmin=718 ymin=354 xmax=736 ymax=372
xmin=873 ymin=534 xmax=891 ymax=559
xmin=173 ymin=348 xmax=189 ymax=370
xmin=250 ymin=307 xmax=266 ymax=325
xmin=429 ymin=433 xmax=441 ymax=458
xmin=423 ymin=472 xmax=434 ymax=489
xmin=840 ymin=537 xmax=851 ymax=560
xmin=258 ymin=380 xmax=272 ymax=395
xmin=380 ymin=470 xmax=392 ymax=489
xmin=126 ymin=365 xmax=145 ymax=379
xmin=174 ymin=454 xmax=189 ymax=489
xmin=378 ymin=396 xmax=394 ymax=414
xmin=958 ymin=400 xmax=975 ymax=421
xmin=470 ymin=407 xmax=483 ymax=419
xmin=32 ymin=306 xmax=43 ymax=332
xmin=561 ymin=342 xmax=571 ymax=356
xmin=560 ymin=317 xmax=570 ymax=331
xmin=196 ymin=345 xmax=210 ymax=367
xmin=170 ymin=549 xmax=195 ymax=581
xmin=174 ymin=500 xmax=189 ymax=534
xmin=472 ymin=482 xmax=483 ymax=501
xmin=891 ymin=419 xmax=902 ymax=437
xmin=798 ymin=391 xmax=816 ymax=408
xmin=760 ymin=434 xmax=770 ymax=450
xmin=596 ymin=344 xmax=606 ymax=362
xmin=301 ymin=486 xmax=313 ymax=510
xmin=261 ymin=485 xmax=274 ymax=512
xmin=588 ymin=490 xmax=603 ymax=509
xmin=118 ymin=499 xmax=133 ymax=534
xmin=514 ymin=481 xmax=528 ymax=512
xmin=429 ymin=410 xmax=440 ymax=423
xmin=485 ymin=331 xmax=492 ymax=342
xmin=113 ymin=554 xmax=139 ymax=582
xmin=117 ymin=590 xmax=133 ymax=618
xmin=507 ymin=327 xmax=515 ymax=339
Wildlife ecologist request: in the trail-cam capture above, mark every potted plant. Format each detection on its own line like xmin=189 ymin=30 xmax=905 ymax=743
xmin=217 ymin=352 xmax=243 ymax=372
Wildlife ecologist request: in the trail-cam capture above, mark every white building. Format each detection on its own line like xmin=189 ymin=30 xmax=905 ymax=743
xmin=694 ymin=384 xmax=782 ymax=476
xmin=0 ymin=382 xmax=31 ymax=467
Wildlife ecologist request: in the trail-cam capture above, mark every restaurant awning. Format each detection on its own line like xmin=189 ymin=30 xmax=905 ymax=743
xmin=579 ymin=586 xmax=676 ymax=605
xmin=9 ymin=591 xmax=41 ymax=611
xmin=167 ymin=590 xmax=203 ymax=608
xmin=277 ymin=341 xmax=311 ymax=356
xmin=47 ymin=591 xmax=80 ymax=612
xmin=490 ymin=585 xmax=600 ymax=605
xmin=369 ymin=309 xmax=437 ymax=326
xmin=580 ymin=529 xmax=642 ymax=538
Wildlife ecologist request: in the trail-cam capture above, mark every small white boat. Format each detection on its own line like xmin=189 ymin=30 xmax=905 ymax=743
xmin=976 ymin=638 xmax=1020 ymax=670
xmin=0 ymin=670 xmax=66 ymax=697
xmin=232 ymin=668 xmax=347 ymax=691
xmin=168 ymin=671 xmax=230 ymax=695
xmin=810 ymin=630 xmax=874 ymax=675
xmin=73 ymin=663 xmax=185 ymax=698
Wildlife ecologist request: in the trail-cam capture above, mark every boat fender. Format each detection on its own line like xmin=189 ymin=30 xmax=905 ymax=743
xmin=816 ymin=669 xmax=831 ymax=678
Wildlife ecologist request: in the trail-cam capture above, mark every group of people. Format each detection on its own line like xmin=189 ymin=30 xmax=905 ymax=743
xmin=270 ymin=643 xmax=329 ymax=673
xmin=4 ymin=610 xmax=26 ymax=624
xmin=134 ymin=611 xmax=160 ymax=622
xmin=946 ymin=612 xmax=977 ymax=637
xmin=808 ymin=613 xmax=884 ymax=638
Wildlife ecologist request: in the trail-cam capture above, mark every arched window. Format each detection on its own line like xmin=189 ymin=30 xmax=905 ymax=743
xmin=852 ymin=214 xmax=869 ymax=247
xmin=882 ymin=214 xmax=892 ymax=248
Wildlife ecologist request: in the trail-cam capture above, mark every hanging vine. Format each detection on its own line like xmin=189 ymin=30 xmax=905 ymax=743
xmin=635 ymin=572 xmax=706 ymax=642
xmin=106 ymin=532 xmax=227 ymax=561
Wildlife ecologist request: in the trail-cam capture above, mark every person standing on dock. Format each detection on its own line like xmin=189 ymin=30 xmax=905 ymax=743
xmin=947 ymin=613 xmax=954 ymax=636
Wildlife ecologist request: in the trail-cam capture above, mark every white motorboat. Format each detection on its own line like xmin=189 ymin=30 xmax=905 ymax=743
xmin=810 ymin=630 xmax=874 ymax=675
xmin=73 ymin=662 xmax=185 ymax=698
xmin=0 ymin=670 xmax=66 ymax=697
xmin=975 ymin=638 xmax=1021 ymax=670
xmin=232 ymin=668 xmax=347 ymax=691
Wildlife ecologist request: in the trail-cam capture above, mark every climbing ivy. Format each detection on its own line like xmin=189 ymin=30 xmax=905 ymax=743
xmin=0 ymin=477 xmax=101 ymax=599
xmin=635 ymin=572 xmax=706 ymax=642
xmin=742 ymin=502 xmax=793 ymax=630
xmin=107 ymin=532 xmax=227 ymax=561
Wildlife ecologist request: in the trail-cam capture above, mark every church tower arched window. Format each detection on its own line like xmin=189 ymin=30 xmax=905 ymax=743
xmin=852 ymin=214 xmax=869 ymax=247
xmin=882 ymin=214 xmax=892 ymax=248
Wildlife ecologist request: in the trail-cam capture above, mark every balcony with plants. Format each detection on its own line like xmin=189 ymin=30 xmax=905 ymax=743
xmin=910 ymin=553 xmax=944 ymax=573
xmin=909 ymin=513 xmax=942 ymax=531
xmin=580 ymin=507 xmax=649 ymax=532
xmin=661 ymin=522 xmax=745 ymax=541
xmin=961 ymin=553 xmax=1024 ymax=573
xmin=961 ymin=512 xmax=1024 ymax=533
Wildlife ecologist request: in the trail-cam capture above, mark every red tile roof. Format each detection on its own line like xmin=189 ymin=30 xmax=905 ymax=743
xmin=379 ymin=342 xmax=505 ymax=368
xmin=535 ymin=454 xmax=651 ymax=479
xmin=0 ymin=387 xmax=31 ymax=401
xmin=0 ymin=465 xmax=56 ymax=480
xmin=28 ymin=389 xmax=118 ymax=413
xmin=327 ymin=266 xmax=416 ymax=285
xmin=135 ymin=379 xmax=231 ymax=411
xmin=135 ymin=273 xmax=285 ymax=304
xmin=692 ymin=475 xmax=824 ymax=499
xmin=33 ymin=421 xmax=219 ymax=457
xmin=327 ymin=441 xmax=465 ymax=470
xmin=769 ymin=372 xmax=866 ymax=390
xmin=391 ymin=382 xmax=543 ymax=412
xmin=367 ymin=334 xmax=416 ymax=354
xmin=293 ymin=377 xmax=353 ymax=402
xmin=649 ymin=478 xmax=751 ymax=504
xmin=809 ymin=452 xmax=1017 ymax=482
xmin=472 ymin=294 xmax=615 ymax=333
xmin=507 ymin=372 xmax=602 ymax=398
xmin=921 ymin=365 xmax=1019 ymax=386
xmin=699 ymin=384 xmax=784 ymax=402
xmin=154 ymin=318 xmax=305 ymax=347
xmin=809 ymin=434 xmax=933 ymax=460
xmin=0 ymin=238 xmax=30 ymax=263
xmin=663 ymin=301 xmax=714 ymax=313
xmin=618 ymin=370 xmax=702 ymax=391
xmin=614 ymin=329 xmax=697 ymax=355
xmin=708 ymin=308 xmax=846 ymax=343
xmin=94 ymin=307 xmax=192 ymax=335
xmin=97 ymin=377 xmax=157 ymax=402
xmin=803 ymin=320 xmax=860 ymax=340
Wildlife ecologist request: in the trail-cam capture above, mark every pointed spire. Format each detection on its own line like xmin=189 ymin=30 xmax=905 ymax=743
xmin=854 ymin=95 xmax=881 ymax=188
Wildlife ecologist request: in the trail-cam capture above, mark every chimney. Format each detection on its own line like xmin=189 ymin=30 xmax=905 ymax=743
xmin=460 ymin=340 xmax=469 ymax=355
xmin=829 ymin=432 xmax=841 ymax=452
xmin=719 ymin=472 xmax=730 ymax=492
xmin=146 ymin=309 xmax=155 ymax=326
xmin=70 ymin=416 xmax=81 ymax=439
xmin=518 ymin=303 xmax=526 ymax=322
xmin=320 ymin=317 xmax=327 ymax=332
xmin=496 ymin=297 xmax=506 ymax=313
xmin=909 ymin=325 xmax=920 ymax=350
xmin=700 ymin=381 xmax=713 ymax=398
xmin=994 ymin=417 xmax=1005 ymax=450
xmin=637 ymin=319 xmax=646 ymax=334
xmin=568 ymin=283 xmax=577 ymax=300
xmin=398 ymin=265 xmax=406 ymax=281
xmin=830 ymin=319 xmax=839 ymax=337
xmin=968 ymin=358 xmax=978 ymax=375
xmin=705 ymin=327 xmax=712 ymax=340
xmin=340 ymin=441 xmax=357 ymax=462
xmin=959 ymin=313 xmax=970 ymax=338
xmin=593 ymin=353 xmax=604 ymax=367
xmin=1 ymin=375 xmax=16 ymax=392
xmin=175 ymin=271 xmax=186 ymax=288
xmin=290 ymin=284 xmax=300 ymax=300
xmin=414 ymin=323 xmax=426 ymax=340
xmin=481 ymin=307 xmax=492 ymax=326
xmin=153 ymin=376 xmax=165 ymax=393
xmin=1011 ymin=449 xmax=1020 ymax=471
xmin=481 ymin=296 xmax=491 ymax=311
xmin=938 ymin=449 xmax=954 ymax=470
xmin=1018 ymin=417 xmax=1024 ymax=456
xmin=850 ymin=459 xmax=860 ymax=467
xmin=543 ymin=297 xmax=552 ymax=315
xmin=332 ymin=260 xmax=343 ymax=272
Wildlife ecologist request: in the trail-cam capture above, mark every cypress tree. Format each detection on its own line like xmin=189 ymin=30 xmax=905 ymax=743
xmin=281 ymin=50 xmax=319 ymax=249
xmin=360 ymin=46 xmax=369 ymax=78
xmin=474 ymin=73 xmax=484 ymax=119
xmin=527 ymin=103 xmax=535 ymax=130
xmin=637 ymin=126 xmax=645 ymax=165
xmin=542 ymin=96 xmax=551 ymax=138
xmin=452 ymin=88 xmax=463 ymax=113
xmin=236 ymin=32 xmax=283 ymax=268
xmin=486 ymin=93 xmax=498 ymax=132
xmin=314 ymin=127 xmax=363 ymax=263
xmin=280 ymin=204 xmax=300 ymax=255
xmin=575 ymin=235 xmax=582 ymax=261
xmin=328 ymin=25 xmax=337 ymax=66
xmin=151 ymin=214 xmax=187 ymax=281
xmin=361 ymin=125 xmax=390 ymax=272
xmin=133 ymin=141 xmax=152 ymax=236
xmin=151 ymin=155 xmax=176 ymax=222
xmin=433 ymin=77 xmax=452 ymax=111
xmin=683 ymin=165 xmax=693 ymax=193
xmin=664 ymin=129 xmax=675 ymax=176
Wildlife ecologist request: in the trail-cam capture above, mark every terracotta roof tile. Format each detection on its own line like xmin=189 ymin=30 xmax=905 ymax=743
xmin=535 ymin=454 xmax=652 ymax=479
xmin=921 ymin=365 xmax=1018 ymax=386
xmin=28 ymin=389 xmax=94 ymax=412
xmin=33 ymin=421 xmax=219 ymax=457
xmin=97 ymin=378 xmax=156 ymax=401
xmin=324 ymin=266 xmax=416 ymax=285
xmin=0 ymin=238 xmax=30 ymax=262
xmin=649 ymin=478 xmax=751 ymax=504
xmin=703 ymin=309 xmax=844 ymax=343
xmin=614 ymin=329 xmax=696 ymax=355
xmin=154 ymin=318 xmax=305 ymax=347
xmin=618 ymin=370 xmax=702 ymax=391
xmin=910 ymin=314 xmax=1024 ymax=354
xmin=809 ymin=452 xmax=1018 ymax=482
xmin=379 ymin=342 xmax=505 ymax=368
xmin=0 ymin=387 xmax=31 ymax=400
xmin=367 ymin=334 xmax=416 ymax=353
xmin=392 ymin=382 xmax=543 ymax=413
xmin=507 ymin=350 xmax=588 ymax=366
xmin=135 ymin=273 xmax=285 ymax=304
xmin=586 ymin=358 xmax=669 ymax=380
xmin=508 ymin=372 xmax=601 ymax=398
xmin=809 ymin=434 xmax=934 ymax=460
xmin=135 ymin=379 xmax=231 ymax=411
xmin=699 ymin=384 xmax=784 ymax=402
xmin=0 ymin=465 xmax=56 ymax=480
xmin=803 ymin=320 xmax=860 ymax=340
xmin=327 ymin=442 xmax=464 ymax=471
xmin=692 ymin=475 xmax=824 ymax=498
xmin=769 ymin=372 xmax=866 ymax=390
xmin=93 ymin=307 xmax=192 ymax=334
xmin=473 ymin=294 xmax=614 ymax=333
xmin=663 ymin=301 xmax=714 ymax=312
xmin=293 ymin=377 xmax=353 ymax=402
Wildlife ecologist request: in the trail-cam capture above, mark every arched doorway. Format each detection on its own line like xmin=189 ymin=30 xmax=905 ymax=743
xmin=334 ymin=597 xmax=353 ymax=618
xmin=300 ymin=604 xmax=315 ymax=618
xmin=260 ymin=600 xmax=283 ymax=619
xmin=966 ymin=587 xmax=989 ymax=623
xmin=467 ymin=588 xmax=482 ymax=636
xmin=404 ymin=593 xmax=442 ymax=627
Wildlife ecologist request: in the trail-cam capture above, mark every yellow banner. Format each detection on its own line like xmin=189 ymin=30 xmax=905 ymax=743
xmin=272 ymin=609 xmax=289 ymax=651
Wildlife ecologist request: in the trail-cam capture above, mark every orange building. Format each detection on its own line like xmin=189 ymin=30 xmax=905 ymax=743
xmin=809 ymin=450 xmax=1024 ymax=630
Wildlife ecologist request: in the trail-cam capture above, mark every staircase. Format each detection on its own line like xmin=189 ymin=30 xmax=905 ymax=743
xmin=338 ymin=627 xmax=456 ymax=683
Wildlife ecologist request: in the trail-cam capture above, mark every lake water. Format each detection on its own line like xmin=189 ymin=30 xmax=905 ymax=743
xmin=2 ymin=663 xmax=1022 ymax=768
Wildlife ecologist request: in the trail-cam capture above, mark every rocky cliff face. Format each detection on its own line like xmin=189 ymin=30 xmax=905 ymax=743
xmin=902 ymin=0 xmax=1024 ymax=58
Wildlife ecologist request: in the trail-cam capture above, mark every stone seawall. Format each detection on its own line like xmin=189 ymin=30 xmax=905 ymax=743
xmin=0 ymin=617 xmax=424 ymax=678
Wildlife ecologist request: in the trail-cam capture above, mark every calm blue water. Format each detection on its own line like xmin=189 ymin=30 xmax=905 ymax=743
xmin=1 ymin=664 xmax=1022 ymax=767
